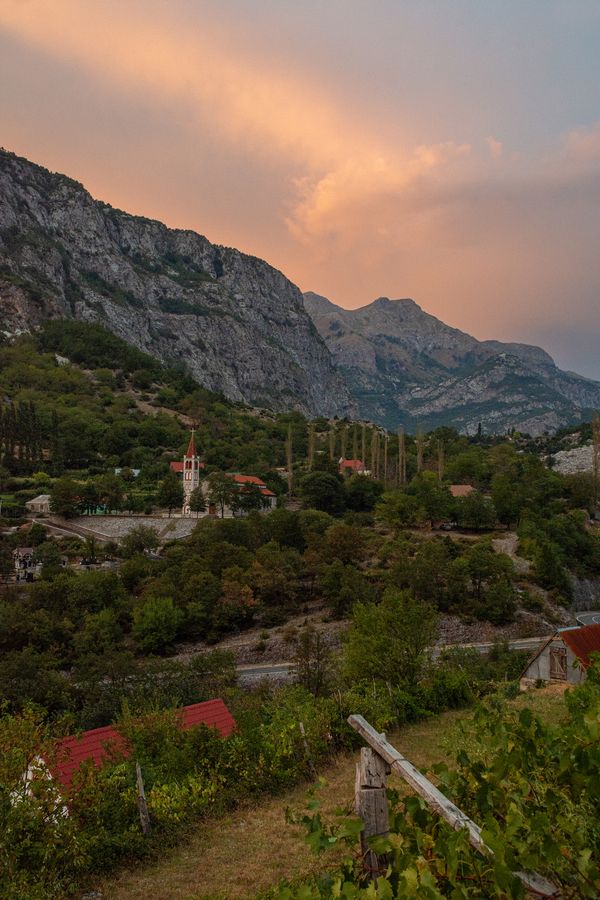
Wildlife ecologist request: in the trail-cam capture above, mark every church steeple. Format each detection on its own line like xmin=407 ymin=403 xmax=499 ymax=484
xmin=186 ymin=429 xmax=197 ymax=458
xmin=182 ymin=429 xmax=202 ymax=516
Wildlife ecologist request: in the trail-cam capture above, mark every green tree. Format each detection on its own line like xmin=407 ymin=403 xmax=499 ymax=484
xmin=132 ymin=596 xmax=183 ymax=654
xmin=320 ymin=560 xmax=376 ymax=618
xmin=455 ymin=490 xmax=497 ymax=530
xmin=299 ymin=472 xmax=345 ymax=515
xmin=206 ymin=471 xmax=236 ymax=518
xmin=188 ymin=485 xmax=206 ymax=517
xmin=49 ymin=477 xmax=80 ymax=518
xmin=375 ymin=490 xmax=423 ymax=530
xmin=293 ymin=625 xmax=332 ymax=696
xmin=120 ymin=525 xmax=160 ymax=558
xmin=343 ymin=590 xmax=438 ymax=685
xmin=156 ymin=471 xmax=184 ymax=516
xmin=344 ymin=475 xmax=383 ymax=512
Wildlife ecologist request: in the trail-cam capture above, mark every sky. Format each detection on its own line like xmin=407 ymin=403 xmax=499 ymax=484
xmin=1 ymin=0 xmax=600 ymax=377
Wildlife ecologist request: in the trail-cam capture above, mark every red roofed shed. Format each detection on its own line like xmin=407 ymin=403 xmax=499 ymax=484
xmin=51 ymin=699 xmax=235 ymax=790
xmin=520 ymin=625 xmax=600 ymax=689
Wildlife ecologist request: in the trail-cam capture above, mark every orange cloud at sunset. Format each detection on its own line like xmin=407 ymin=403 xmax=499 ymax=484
xmin=1 ymin=0 xmax=600 ymax=379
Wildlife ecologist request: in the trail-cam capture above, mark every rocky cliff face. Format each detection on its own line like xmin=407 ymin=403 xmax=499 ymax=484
xmin=0 ymin=150 xmax=354 ymax=418
xmin=304 ymin=292 xmax=600 ymax=435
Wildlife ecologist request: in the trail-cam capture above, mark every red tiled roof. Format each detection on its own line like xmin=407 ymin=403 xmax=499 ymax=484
xmin=51 ymin=699 xmax=235 ymax=790
xmin=170 ymin=460 xmax=205 ymax=473
xmin=341 ymin=459 xmax=364 ymax=470
xmin=230 ymin=474 xmax=266 ymax=486
xmin=561 ymin=624 xmax=600 ymax=669
xmin=449 ymin=484 xmax=475 ymax=498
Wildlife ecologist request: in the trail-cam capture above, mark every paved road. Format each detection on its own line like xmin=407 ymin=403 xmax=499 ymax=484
xmin=576 ymin=611 xmax=600 ymax=626
xmin=235 ymin=636 xmax=550 ymax=683
xmin=237 ymin=662 xmax=294 ymax=684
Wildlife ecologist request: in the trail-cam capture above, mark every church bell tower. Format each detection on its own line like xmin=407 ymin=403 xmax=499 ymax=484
xmin=182 ymin=429 xmax=201 ymax=516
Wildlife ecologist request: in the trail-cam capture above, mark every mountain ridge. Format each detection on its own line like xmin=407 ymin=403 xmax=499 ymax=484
xmin=304 ymin=291 xmax=600 ymax=434
xmin=0 ymin=149 xmax=354 ymax=419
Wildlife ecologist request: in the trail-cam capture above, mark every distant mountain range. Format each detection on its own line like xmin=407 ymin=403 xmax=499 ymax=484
xmin=1 ymin=148 xmax=598 ymax=435
xmin=304 ymin=292 xmax=600 ymax=435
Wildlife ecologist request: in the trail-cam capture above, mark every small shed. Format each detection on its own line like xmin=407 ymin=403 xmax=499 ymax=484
xmin=520 ymin=624 xmax=600 ymax=689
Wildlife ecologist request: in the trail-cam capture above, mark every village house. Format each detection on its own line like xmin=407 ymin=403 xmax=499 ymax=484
xmin=520 ymin=624 xmax=600 ymax=689
xmin=25 ymin=494 xmax=51 ymax=515
xmin=449 ymin=484 xmax=475 ymax=499
xmin=12 ymin=547 xmax=36 ymax=580
xmin=339 ymin=458 xmax=368 ymax=477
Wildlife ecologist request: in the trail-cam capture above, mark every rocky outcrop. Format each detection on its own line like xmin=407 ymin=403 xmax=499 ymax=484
xmin=305 ymin=292 xmax=600 ymax=435
xmin=0 ymin=150 xmax=353 ymax=418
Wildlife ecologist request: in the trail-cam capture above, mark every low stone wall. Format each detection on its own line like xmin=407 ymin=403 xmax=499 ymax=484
xmin=46 ymin=515 xmax=198 ymax=542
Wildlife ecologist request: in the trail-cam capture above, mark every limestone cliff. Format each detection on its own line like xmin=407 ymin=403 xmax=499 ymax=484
xmin=0 ymin=150 xmax=353 ymax=418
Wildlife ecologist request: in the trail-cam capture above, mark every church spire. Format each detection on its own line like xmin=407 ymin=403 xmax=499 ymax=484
xmin=186 ymin=429 xmax=197 ymax=458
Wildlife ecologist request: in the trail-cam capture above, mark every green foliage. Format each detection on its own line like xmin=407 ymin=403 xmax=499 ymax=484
xmin=274 ymin=667 xmax=600 ymax=898
xmin=343 ymin=591 xmax=438 ymax=686
xmin=132 ymin=596 xmax=184 ymax=654
xmin=299 ymin=472 xmax=345 ymax=515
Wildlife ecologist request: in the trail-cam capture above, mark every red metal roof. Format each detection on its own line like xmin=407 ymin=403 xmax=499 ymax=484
xmin=561 ymin=624 xmax=600 ymax=669
xmin=170 ymin=460 xmax=184 ymax=472
xmin=51 ymin=699 xmax=235 ymax=790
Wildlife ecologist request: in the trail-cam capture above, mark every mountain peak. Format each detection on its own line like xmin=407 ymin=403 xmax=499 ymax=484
xmin=304 ymin=290 xmax=600 ymax=435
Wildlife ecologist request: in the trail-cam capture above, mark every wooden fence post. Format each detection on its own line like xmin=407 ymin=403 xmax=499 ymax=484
xmin=135 ymin=760 xmax=151 ymax=836
xmin=355 ymin=746 xmax=390 ymax=879
xmin=347 ymin=715 xmax=559 ymax=898
xmin=298 ymin=721 xmax=317 ymax=780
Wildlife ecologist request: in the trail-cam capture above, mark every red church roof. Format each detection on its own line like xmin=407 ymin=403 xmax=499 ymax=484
xmin=561 ymin=624 xmax=600 ymax=670
xmin=51 ymin=699 xmax=235 ymax=790
xmin=170 ymin=460 xmax=184 ymax=472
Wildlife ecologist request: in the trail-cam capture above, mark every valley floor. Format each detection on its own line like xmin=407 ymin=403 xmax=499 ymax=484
xmin=95 ymin=690 xmax=566 ymax=900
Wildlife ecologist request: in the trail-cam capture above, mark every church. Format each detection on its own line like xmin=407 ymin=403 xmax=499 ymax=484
xmin=170 ymin=431 xmax=276 ymax=517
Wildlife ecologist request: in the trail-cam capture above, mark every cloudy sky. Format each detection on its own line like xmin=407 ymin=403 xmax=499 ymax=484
xmin=1 ymin=0 xmax=600 ymax=377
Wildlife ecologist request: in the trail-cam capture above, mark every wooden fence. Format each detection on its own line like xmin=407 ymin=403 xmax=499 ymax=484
xmin=348 ymin=714 xmax=559 ymax=898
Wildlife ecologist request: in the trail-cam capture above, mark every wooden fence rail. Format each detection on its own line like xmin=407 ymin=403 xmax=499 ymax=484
xmin=348 ymin=714 xmax=559 ymax=898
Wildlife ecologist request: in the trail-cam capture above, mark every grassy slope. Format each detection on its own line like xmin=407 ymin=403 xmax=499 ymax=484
xmin=97 ymin=689 xmax=566 ymax=900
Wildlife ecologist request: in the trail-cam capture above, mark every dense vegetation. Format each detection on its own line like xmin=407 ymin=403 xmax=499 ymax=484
xmin=274 ymin=667 xmax=600 ymax=898
xmin=1 ymin=321 xmax=599 ymax=897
